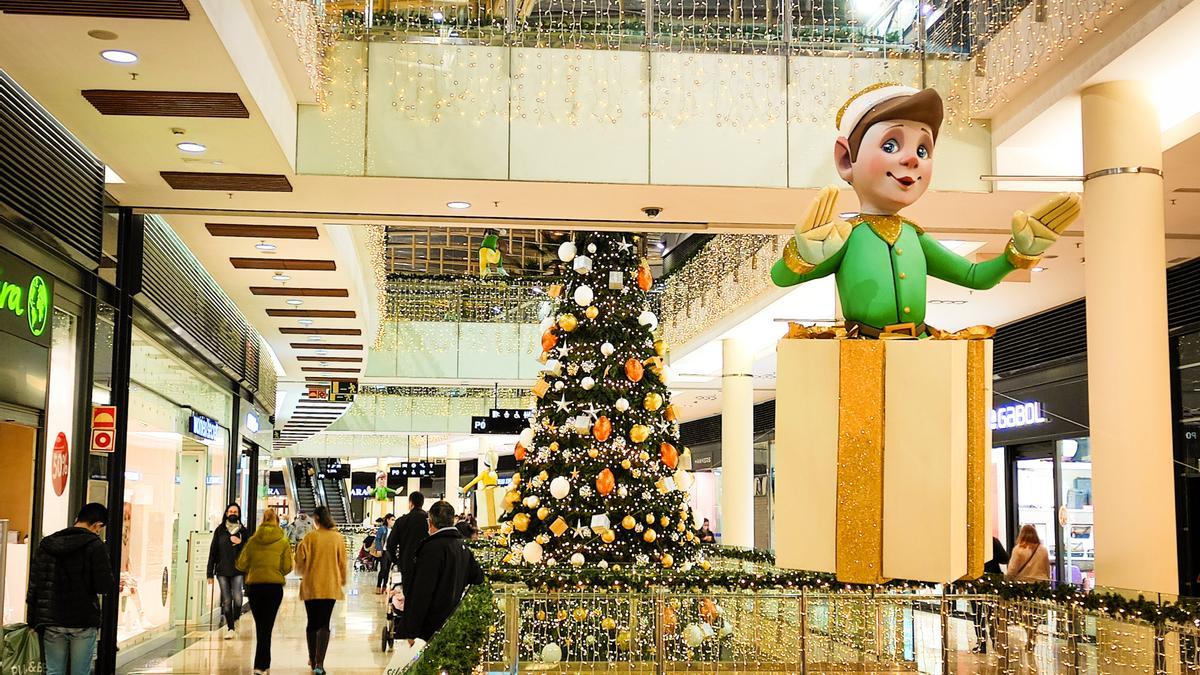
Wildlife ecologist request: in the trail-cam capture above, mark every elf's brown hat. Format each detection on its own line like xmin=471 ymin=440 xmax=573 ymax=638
xmin=837 ymin=84 xmax=944 ymax=161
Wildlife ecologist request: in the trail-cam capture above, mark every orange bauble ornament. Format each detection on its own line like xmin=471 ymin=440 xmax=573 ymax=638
xmin=700 ymin=598 xmax=718 ymax=623
xmin=624 ymin=358 xmax=644 ymax=382
xmin=596 ymin=468 xmax=615 ymax=496
xmin=541 ymin=329 xmax=558 ymax=352
xmin=515 ymin=443 xmax=527 ymax=461
xmin=593 ymin=416 xmax=612 ymax=442
xmin=660 ymin=442 xmax=679 ymax=469
xmin=637 ymin=263 xmax=653 ymax=291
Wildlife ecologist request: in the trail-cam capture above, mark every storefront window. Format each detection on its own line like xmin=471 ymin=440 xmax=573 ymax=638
xmin=42 ymin=308 xmax=78 ymax=534
xmin=1060 ymin=438 xmax=1093 ymax=586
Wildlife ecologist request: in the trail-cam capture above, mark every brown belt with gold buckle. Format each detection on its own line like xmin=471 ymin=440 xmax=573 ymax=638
xmin=846 ymin=321 xmax=926 ymax=339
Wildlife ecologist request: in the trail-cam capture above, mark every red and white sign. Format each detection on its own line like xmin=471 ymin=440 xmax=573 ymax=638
xmin=51 ymin=432 xmax=69 ymax=496
xmin=92 ymin=405 xmax=117 ymax=453
xmin=307 ymin=387 xmax=328 ymax=400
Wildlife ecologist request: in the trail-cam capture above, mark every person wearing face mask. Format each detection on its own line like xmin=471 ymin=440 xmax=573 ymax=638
xmin=208 ymin=503 xmax=248 ymax=639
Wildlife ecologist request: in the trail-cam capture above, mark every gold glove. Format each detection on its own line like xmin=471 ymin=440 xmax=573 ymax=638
xmin=1010 ymin=193 xmax=1080 ymax=258
xmin=786 ymin=186 xmax=853 ymax=274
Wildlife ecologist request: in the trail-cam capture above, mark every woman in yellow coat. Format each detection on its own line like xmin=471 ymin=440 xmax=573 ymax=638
xmin=294 ymin=506 xmax=346 ymax=675
xmin=235 ymin=508 xmax=293 ymax=675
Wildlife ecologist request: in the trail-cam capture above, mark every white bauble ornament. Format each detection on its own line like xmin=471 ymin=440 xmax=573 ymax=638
xmin=617 ymin=485 xmax=629 ymax=498
xmin=523 ymin=495 xmax=540 ymax=508
xmin=570 ymin=552 xmax=585 ymax=567
xmin=519 ymin=428 xmax=535 ymax=447
xmin=573 ymin=285 xmax=594 ymax=307
xmin=541 ymin=643 xmax=563 ymax=664
xmin=638 ymin=311 xmax=659 ymax=331
xmin=554 ymin=381 xmax=565 ymax=391
xmin=673 ymin=468 xmax=694 ymax=491
xmin=683 ymin=624 xmax=705 ymax=648
xmin=614 ymin=397 xmax=630 ymax=412
xmin=587 ymin=243 xmax=597 ymax=253
xmin=719 ymin=622 xmax=734 ymax=638
xmin=539 ymin=316 xmax=555 ymax=333
xmin=572 ymin=255 xmax=592 ymax=274
xmin=601 ymin=342 xmax=615 ymax=357
xmin=557 ymin=242 xmax=577 ymax=262
xmin=598 ymin=559 xmax=608 ymax=569
xmin=522 ymin=541 xmax=544 ymax=564
xmin=550 ymin=476 xmax=571 ymax=499
xmin=581 ymin=376 xmax=596 ymax=390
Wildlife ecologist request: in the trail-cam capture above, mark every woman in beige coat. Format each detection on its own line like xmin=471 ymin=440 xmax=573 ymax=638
xmin=1006 ymin=524 xmax=1052 ymax=582
xmin=294 ymin=506 xmax=346 ymax=675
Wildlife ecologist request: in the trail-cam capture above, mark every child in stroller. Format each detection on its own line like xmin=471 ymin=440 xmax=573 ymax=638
xmin=355 ymin=533 xmax=380 ymax=572
xmin=380 ymin=570 xmax=405 ymax=651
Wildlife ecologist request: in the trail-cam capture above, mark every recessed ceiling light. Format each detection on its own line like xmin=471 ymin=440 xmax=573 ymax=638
xmin=298 ymin=319 xmax=314 ymax=326
xmin=286 ymin=298 xmax=303 ymax=306
xmin=272 ymin=272 xmax=290 ymax=282
xmin=307 ymin=335 xmax=322 ymax=342
xmin=100 ymin=49 xmax=138 ymax=64
xmin=255 ymin=241 xmax=277 ymax=252
xmin=88 ymin=30 xmax=120 ymax=41
xmin=316 ymin=349 xmax=327 ymax=356
xmin=447 ymin=201 xmax=471 ymax=210
xmin=176 ymin=141 xmax=207 ymax=153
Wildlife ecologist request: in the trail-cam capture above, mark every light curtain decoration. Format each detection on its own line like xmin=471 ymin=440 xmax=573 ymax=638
xmin=271 ymin=0 xmax=335 ymax=109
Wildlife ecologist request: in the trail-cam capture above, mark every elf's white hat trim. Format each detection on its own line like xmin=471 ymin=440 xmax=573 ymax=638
xmin=836 ymin=83 xmax=921 ymax=139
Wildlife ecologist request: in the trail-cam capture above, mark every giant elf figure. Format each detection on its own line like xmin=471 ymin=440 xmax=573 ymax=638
xmin=771 ymin=84 xmax=1080 ymax=336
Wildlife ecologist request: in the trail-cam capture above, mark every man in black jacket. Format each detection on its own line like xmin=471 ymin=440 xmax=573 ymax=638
xmin=398 ymin=501 xmax=483 ymax=643
xmin=386 ymin=491 xmax=429 ymax=594
xmin=27 ymin=502 xmax=116 ymax=675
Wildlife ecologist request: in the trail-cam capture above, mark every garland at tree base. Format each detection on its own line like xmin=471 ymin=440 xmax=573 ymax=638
xmin=402 ymin=583 xmax=496 ymax=675
xmin=700 ymin=544 xmax=776 ymax=565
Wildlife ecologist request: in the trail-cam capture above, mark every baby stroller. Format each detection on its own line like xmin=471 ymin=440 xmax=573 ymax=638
xmin=355 ymin=534 xmax=379 ymax=572
xmin=380 ymin=569 xmax=405 ymax=651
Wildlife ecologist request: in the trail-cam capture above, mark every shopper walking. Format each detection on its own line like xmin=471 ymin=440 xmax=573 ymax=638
xmin=208 ymin=503 xmax=248 ymax=639
xmin=374 ymin=514 xmax=394 ymax=594
xmin=26 ymin=503 xmax=116 ymax=675
xmin=398 ymin=501 xmax=484 ymax=643
xmin=236 ymin=508 xmax=293 ymax=675
xmin=1006 ymin=525 xmax=1051 ymax=581
xmin=295 ymin=506 xmax=347 ymax=675
xmin=289 ymin=512 xmax=313 ymax=547
xmin=386 ymin=491 xmax=429 ymax=596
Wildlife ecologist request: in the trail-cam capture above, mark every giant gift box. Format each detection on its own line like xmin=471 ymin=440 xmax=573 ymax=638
xmin=774 ymin=336 xmax=992 ymax=583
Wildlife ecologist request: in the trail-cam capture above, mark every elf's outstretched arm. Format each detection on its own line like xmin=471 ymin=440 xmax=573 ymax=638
xmin=771 ymin=186 xmax=852 ymax=288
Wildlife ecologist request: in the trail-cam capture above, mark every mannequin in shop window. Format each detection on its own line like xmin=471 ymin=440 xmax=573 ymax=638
xmin=207 ymin=503 xmax=247 ymax=639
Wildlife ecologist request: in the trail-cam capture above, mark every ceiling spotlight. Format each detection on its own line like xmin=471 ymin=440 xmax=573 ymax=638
xmin=307 ymin=335 xmax=323 ymax=342
xmin=446 ymin=201 xmax=471 ymax=210
xmin=316 ymin=349 xmax=328 ymax=356
xmin=272 ymin=272 xmax=290 ymax=282
xmin=176 ymin=141 xmax=207 ymax=153
xmin=255 ymin=241 xmax=277 ymax=252
xmin=286 ymin=298 xmax=303 ymax=306
xmin=100 ymin=49 xmax=138 ymax=64
xmin=298 ymin=319 xmax=314 ymax=326
xmin=1032 ymin=266 xmax=1046 ymax=273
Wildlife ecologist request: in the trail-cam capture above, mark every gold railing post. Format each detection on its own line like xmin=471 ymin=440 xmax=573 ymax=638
xmin=997 ymin=599 xmax=1012 ymax=675
xmin=655 ymin=588 xmax=666 ymax=675
xmin=800 ymin=587 xmax=808 ymax=675
xmin=504 ymin=591 xmax=519 ymax=669
xmin=1066 ymin=603 xmax=1081 ymax=675
xmin=940 ymin=590 xmax=951 ymax=675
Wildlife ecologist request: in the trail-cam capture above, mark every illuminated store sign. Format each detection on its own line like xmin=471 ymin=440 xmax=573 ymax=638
xmin=990 ymin=401 xmax=1048 ymax=431
xmin=189 ymin=414 xmax=219 ymax=441
xmin=245 ymin=412 xmax=260 ymax=433
xmin=0 ymin=251 xmax=54 ymax=347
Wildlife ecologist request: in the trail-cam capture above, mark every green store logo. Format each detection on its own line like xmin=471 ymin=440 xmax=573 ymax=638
xmin=0 ymin=273 xmax=50 ymax=337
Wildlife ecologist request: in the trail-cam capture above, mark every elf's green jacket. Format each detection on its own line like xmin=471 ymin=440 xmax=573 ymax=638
xmin=771 ymin=217 xmax=1020 ymax=330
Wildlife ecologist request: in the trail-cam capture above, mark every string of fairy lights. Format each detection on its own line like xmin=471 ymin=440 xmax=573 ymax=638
xmin=271 ymin=0 xmax=334 ymax=109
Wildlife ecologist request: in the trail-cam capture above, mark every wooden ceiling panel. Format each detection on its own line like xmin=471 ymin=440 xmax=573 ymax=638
xmin=207 ymin=224 xmax=319 ymax=239
xmin=82 ymin=90 xmax=247 ymax=118
xmin=0 ymin=0 xmax=189 ymax=19
xmin=296 ymin=356 xmax=363 ymax=363
xmin=162 ymin=172 xmax=292 ymax=192
xmin=290 ymin=343 xmax=362 ymax=350
xmin=266 ymin=309 xmax=356 ymax=318
xmin=300 ymin=367 xmax=360 ymax=373
xmin=279 ymin=328 xmax=362 ymax=336
xmin=250 ymin=287 xmax=348 ymax=297
xmin=229 ymin=257 xmax=336 ymax=270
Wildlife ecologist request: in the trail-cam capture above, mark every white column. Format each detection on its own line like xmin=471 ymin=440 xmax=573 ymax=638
xmin=1082 ymin=80 xmax=1178 ymax=594
xmin=721 ymin=338 xmax=755 ymax=548
xmin=446 ymin=444 xmax=461 ymax=513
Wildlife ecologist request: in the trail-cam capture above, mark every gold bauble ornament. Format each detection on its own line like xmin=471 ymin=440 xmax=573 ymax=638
xmin=572 ymin=607 xmax=588 ymax=621
xmin=660 ymin=515 xmax=670 ymax=527
xmin=549 ymin=442 xmax=559 ymax=451
xmin=537 ymin=507 xmax=550 ymax=521
xmin=585 ymin=305 xmax=599 ymax=320
xmin=512 ymin=473 xmax=522 ymax=486
xmin=638 ymin=451 xmax=650 ymax=462
xmin=601 ymin=617 xmax=617 ymax=631
xmin=536 ymin=610 xmax=547 ymax=621
xmin=498 ymin=536 xmax=509 ymax=547
xmin=557 ymin=314 xmax=579 ymax=332
xmin=629 ymin=425 xmax=650 ymax=443
xmin=538 ymin=470 xmax=549 ymax=481
xmin=677 ymin=522 xmax=686 ymax=532
xmin=643 ymin=392 xmax=663 ymax=411
xmin=616 ymin=629 xmax=631 ymax=651
xmin=557 ymin=609 xmax=568 ymax=621
xmin=700 ymin=560 xmax=712 ymax=570
xmin=621 ymin=515 xmax=636 ymax=530
xmin=620 ymin=459 xmax=632 ymax=470
xmin=654 ymin=339 xmax=667 ymax=357
xmin=645 ymin=513 xmax=655 ymax=524
xmin=513 ymin=513 xmax=530 ymax=532
xmin=601 ymin=528 xmax=616 ymax=543
xmin=643 ymin=528 xmax=657 ymax=543
xmin=587 ymin=448 xmax=599 ymax=459
xmin=661 ymin=553 xmax=674 ymax=568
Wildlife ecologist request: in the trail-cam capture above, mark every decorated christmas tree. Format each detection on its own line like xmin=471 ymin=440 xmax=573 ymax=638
xmin=499 ymin=232 xmax=699 ymax=569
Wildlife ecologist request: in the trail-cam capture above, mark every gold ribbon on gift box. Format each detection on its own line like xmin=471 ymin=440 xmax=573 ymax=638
xmin=787 ymin=322 xmax=989 ymax=583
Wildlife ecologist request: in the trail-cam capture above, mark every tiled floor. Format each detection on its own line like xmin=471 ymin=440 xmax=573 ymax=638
xmin=122 ymin=573 xmax=398 ymax=674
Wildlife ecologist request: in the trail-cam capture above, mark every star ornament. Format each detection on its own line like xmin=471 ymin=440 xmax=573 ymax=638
xmin=616 ymin=238 xmax=634 ymax=253
xmin=583 ymin=403 xmax=600 ymax=420
xmin=555 ymin=395 xmax=572 ymax=413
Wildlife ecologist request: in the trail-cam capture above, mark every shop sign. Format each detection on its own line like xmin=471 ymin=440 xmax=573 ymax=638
xmin=245 ymin=411 xmax=260 ymax=433
xmin=91 ymin=405 xmax=117 ymax=453
xmin=350 ymin=486 xmax=371 ymax=498
xmin=0 ymin=250 xmax=54 ymax=348
xmin=990 ymin=401 xmax=1048 ymax=431
xmin=471 ymin=408 xmax=534 ymax=435
xmin=189 ymin=413 xmax=219 ymax=441
xmin=51 ymin=432 xmax=69 ymax=496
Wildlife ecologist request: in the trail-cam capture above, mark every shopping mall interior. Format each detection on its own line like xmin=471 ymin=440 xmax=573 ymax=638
xmin=2 ymin=0 xmax=1200 ymax=673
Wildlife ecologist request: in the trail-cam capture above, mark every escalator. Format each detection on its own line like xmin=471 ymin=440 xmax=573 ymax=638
xmin=315 ymin=458 xmax=352 ymax=527
xmin=287 ymin=458 xmax=320 ymax=517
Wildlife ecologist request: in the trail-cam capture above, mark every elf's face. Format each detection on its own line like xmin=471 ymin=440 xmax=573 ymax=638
xmin=836 ymin=119 xmax=934 ymax=215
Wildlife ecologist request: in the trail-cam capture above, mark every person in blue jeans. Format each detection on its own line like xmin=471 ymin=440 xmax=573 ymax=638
xmin=26 ymin=502 xmax=116 ymax=675
xmin=208 ymin=503 xmax=248 ymax=639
